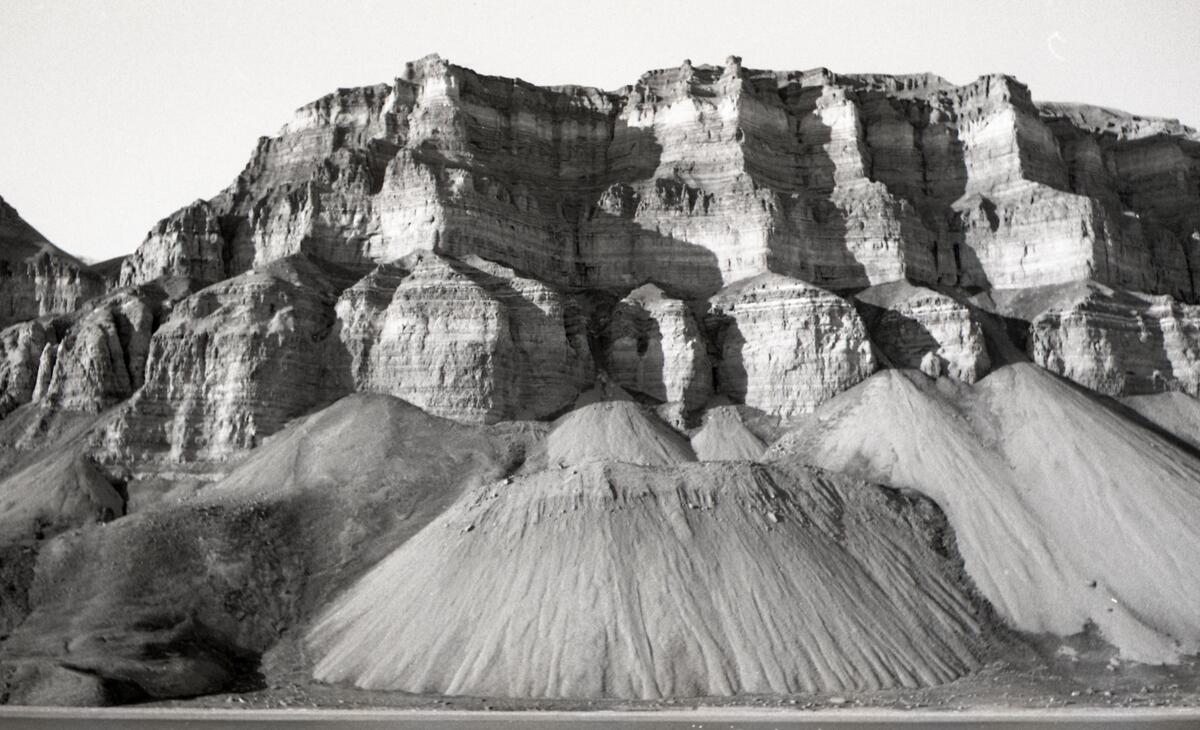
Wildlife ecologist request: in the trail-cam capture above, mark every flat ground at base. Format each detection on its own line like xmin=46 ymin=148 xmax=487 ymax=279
xmin=136 ymin=654 xmax=1200 ymax=714
xmin=3 ymin=706 xmax=1200 ymax=729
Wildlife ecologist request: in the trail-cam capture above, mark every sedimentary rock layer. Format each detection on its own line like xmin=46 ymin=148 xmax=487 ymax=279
xmin=98 ymin=256 xmax=351 ymax=464
xmin=337 ymin=251 xmax=593 ymax=423
xmin=115 ymin=57 xmax=1200 ymax=303
xmin=1029 ymin=284 xmax=1200 ymax=396
xmin=32 ymin=290 xmax=158 ymax=413
xmin=0 ymin=197 xmax=103 ymax=328
xmin=0 ymin=319 xmax=56 ymax=417
xmin=855 ymin=282 xmax=991 ymax=382
xmin=706 ymin=273 xmax=876 ymax=420
xmin=600 ymin=284 xmax=711 ymax=411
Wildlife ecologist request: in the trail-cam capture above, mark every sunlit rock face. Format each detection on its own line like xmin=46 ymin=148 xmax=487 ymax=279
xmin=119 ymin=201 xmax=230 ymax=288
xmin=336 ymin=251 xmax=593 ymax=424
xmin=706 ymin=273 xmax=876 ymax=421
xmin=1029 ymin=284 xmax=1200 ymax=397
xmin=97 ymin=257 xmax=351 ymax=464
xmin=115 ymin=56 xmax=1200 ymax=303
xmin=0 ymin=319 xmax=56 ymax=417
xmin=6 ymin=54 xmax=1200 ymax=460
xmin=0 ymin=197 xmax=104 ymax=329
xmin=32 ymin=290 xmax=157 ymax=413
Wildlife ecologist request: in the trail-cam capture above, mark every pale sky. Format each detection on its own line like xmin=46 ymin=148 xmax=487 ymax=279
xmin=1 ymin=0 xmax=1197 ymax=262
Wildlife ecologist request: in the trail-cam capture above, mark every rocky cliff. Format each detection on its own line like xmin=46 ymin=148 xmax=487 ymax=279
xmin=0 ymin=197 xmax=104 ymax=329
xmin=98 ymin=53 xmax=1200 ymax=420
xmin=116 ymin=57 xmax=1200 ymax=303
xmin=3 ymin=54 xmax=1200 ymax=706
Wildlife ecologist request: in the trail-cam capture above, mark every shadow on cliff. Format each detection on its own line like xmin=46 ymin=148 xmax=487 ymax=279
xmin=695 ymin=109 xmax=864 ymax=412
xmin=589 ymin=295 xmax=671 ymax=405
xmin=572 ymin=122 xmax=727 ymax=299
xmin=445 ymin=255 xmax=594 ymax=420
xmin=852 ymin=300 xmax=943 ymax=371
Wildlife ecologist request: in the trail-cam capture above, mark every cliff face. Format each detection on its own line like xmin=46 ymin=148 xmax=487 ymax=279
xmin=0 ymin=320 xmax=55 ymax=417
xmin=1029 ymin=284 xmax=1200 ymax=396
xmin=0 ymin=197 xmax=104 ymax=328
xmin=5 ymin=54 xmax=1200 ymax=706
xmin=337 ymin=251 xmax=593 ymax=423
xmin=32 ymin=290 xmax=159 ymax=413
xmin=707 ymin=273 xmax=876 ymax=419
xmin=600 ymin=284 xmax=711 ymax=412
xmin=98 ymin=257 xmax=352 ymax=465
xmin=855 ymin=282 xmax=991 ymax=383
xmin=116 ymin=57 xmax=1200 ymax=306
xmin=4 ymin=55 xmax=1199 ymax=460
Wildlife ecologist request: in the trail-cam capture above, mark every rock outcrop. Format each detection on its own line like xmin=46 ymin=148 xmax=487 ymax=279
xmin=118 ymin=201 xmax=231 ymax=288
xmin=1029 ymin=284 xmax=1200 ymax=396
xmin=115 ymin=58 xmax=1200 ymax=305
xmin=855 ymin=282 xmax=991 ymax=382
xmin=98 ymin=257 xmax=352 ymax=464
xmin=0 ymin=320 xmax=56 ymax=417
xmin=0 ymin=197 xmax=103 ymax=328
xmin=706 ymin=273 xmax=876 ymax=420
xmin=337 ymin=251 xmax=593 ymax=423
xmin=600 ymin=284 xmax=711 ymax=411
xmin=31 ymin=290 xmax=158 ymax=413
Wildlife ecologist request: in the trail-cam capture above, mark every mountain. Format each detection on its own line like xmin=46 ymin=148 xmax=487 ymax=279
xmin=771 ymin=364 xmax=1200 ymax=664
xmin=0 ymin=196 xmax=106 ymax=329
xmin=1 ymin=55 xmax=1199 ymax=706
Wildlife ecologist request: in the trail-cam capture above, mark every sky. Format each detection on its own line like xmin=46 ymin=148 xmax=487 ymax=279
xmin=1 ymin=0 xmax=1198 ymax=262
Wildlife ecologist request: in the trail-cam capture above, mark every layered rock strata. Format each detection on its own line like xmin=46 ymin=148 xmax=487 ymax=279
xmin=97 ymin=257 xmax=352 ymax=464
xmin=855 ymin=282 xmax=991 ymax=382
xmin=706 ymin=273 xmax=875 ymax=420
xmin=600 ymin=284 xmax=710 ymax=411
xmin=115 ymin=56 xmax=1200 ymax=303
xmin=335 ymin=251 xmax=593 ymax=423
xmin=1029 ymin=284 xmax=1200 ymax=396
xmin=31 ymin=290 xmax=158 ymax=412
xmin=0 ymin=197 xmax=103 ymax=328
xmin=0 ymin=320 xmax=56 ymax=417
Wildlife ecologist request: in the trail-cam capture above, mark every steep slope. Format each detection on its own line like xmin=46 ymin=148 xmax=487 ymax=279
xmin=310 ymin=459 xmax=989 ymax=699
xmin=690 ymin=406 xmax=766 ymax=461
xmin=1 ymin=394 xmax=512 ymax=702
xmin=521 ymin=400 xmax=695 ymax=470
xmin=1121 ymin=391 xmax=1200 ymax=450
xmin=773 ymin=364 xmax=1200 ymax=663
xmin=0 ymin=452 xmax=123 ymax=544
